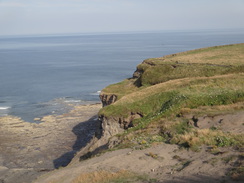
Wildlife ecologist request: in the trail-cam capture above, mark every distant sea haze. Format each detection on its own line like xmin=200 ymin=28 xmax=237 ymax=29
xmin=0 ymin=29 xmax=244 ymax=122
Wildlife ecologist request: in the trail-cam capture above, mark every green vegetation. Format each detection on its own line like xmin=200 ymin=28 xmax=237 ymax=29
xmin=137 ymin=63 xmax=244 ymax=86
xmin=100 ymin=74 xmax=244 ymax=121
xmin=170 ymin=129 xmax=244 ymax=150
xmin=99 ymin=44 xmax=244 ymax=151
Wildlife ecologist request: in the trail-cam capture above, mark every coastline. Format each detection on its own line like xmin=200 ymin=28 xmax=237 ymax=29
xmin=0 ymin=103 xmax=102 ymax=183
xmin=0 ymin=40 xmax=243 ymax=183
xmin=33 ymin=44 xmax=244 ymax=183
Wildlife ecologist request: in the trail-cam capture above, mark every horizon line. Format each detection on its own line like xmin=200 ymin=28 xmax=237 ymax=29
xmin=1 ymin=28 xmax=244 ymax=38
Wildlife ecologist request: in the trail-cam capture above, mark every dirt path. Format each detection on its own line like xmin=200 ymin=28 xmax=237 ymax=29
xmin=0 ymin=103 xmax=102 ymax=183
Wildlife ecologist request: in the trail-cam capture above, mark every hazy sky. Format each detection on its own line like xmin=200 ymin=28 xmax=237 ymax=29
xmin=0 ymin=0 xmax=243 ymax=35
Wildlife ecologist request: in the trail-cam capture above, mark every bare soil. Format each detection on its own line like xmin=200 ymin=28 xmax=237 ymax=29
xmin=34 ymin=110 xmax=244 ymax=183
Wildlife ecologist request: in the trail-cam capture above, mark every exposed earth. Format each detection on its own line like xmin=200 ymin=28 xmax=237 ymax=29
xmin=34 ymin=110 xmax=244 ymax=183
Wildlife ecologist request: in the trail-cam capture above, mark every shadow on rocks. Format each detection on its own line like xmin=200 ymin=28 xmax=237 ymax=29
xmin=53 ymin=115 xmax=101 ymax=168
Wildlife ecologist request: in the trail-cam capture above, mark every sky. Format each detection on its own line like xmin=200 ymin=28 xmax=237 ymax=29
xmin=0 ymin=0 xmax=244 ymax=36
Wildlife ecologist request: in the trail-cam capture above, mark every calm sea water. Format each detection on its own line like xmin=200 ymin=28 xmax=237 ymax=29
xmin=0 ymin=29 xmax=244 ymax=122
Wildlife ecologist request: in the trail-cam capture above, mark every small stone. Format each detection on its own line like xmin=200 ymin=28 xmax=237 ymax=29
xmin=34 ymin=118 xmax=41 ymax=121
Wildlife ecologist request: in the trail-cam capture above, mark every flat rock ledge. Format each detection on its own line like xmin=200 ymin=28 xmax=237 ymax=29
xmin=0 ymin=103 xmax=102 ymax=183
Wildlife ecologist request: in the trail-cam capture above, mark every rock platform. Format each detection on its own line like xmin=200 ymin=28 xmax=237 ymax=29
xmin=0 ymin=103 xmax=102 ymax=183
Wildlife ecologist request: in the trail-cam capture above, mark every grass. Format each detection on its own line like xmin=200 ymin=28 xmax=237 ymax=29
xmin=99 ymin=44 xmax=244 ymax=151
xmin=134 ymin=44 xmax=244 ymax=86
xmin=170 ymin=129 xmax=244 ymax=150
xmin=138 ymin=63 xmax=243 ymax=86
xmin=113 ymin=133 xmax=166 ymax=150
xmin=100 ymin=73 xmax=244 ymax=119
xmin=147 ymin=43 xmax=244 ymax=66
xmin=101 ymin=44 xmax=244 ymax=95
xmin=101 ymin=79 xmax=139 ymax=100
xmin=179 ymin=102 xmax=244 ymax=117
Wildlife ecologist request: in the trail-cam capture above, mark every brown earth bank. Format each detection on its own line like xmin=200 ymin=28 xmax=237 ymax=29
xmin=34 ymin=110 xmax=244 ymax=183
xmin=0 ymin=103 xmax=102 ymax=183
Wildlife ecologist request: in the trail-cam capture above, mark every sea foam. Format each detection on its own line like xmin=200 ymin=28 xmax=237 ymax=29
xmin=90 ymin=91 xmax=101 ymax=96
xmin=0 ymin=106 xmax=10 ymax=110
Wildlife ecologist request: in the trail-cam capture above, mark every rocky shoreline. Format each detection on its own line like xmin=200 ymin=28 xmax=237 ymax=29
xmin=0 ymin=103 xmax=102 ymax=183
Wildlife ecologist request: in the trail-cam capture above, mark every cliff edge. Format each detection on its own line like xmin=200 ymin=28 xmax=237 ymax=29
xmin=35 ymin=44 xmax=244 ymax=183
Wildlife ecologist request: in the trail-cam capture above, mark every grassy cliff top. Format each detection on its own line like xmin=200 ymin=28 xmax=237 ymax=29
xmin=99 ymin=43 xmax=244 ymax=151
xmin=33 ymin=44 xmax=244 ymax=183
xmin=145 ymin=43 xmax=244 ymax=66
xmin=101 ymin=43 xmax=244 ymax=101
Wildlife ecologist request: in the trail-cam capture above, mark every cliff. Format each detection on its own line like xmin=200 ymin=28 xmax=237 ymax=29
xmin=98 ymin=44 xmax=244 ymax=141
xmin=34 ymin=44 xmax=244 ymax=183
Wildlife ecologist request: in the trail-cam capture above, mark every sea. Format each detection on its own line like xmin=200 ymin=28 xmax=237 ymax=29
xmin=0 ymin=29 xmax=244 ymax=122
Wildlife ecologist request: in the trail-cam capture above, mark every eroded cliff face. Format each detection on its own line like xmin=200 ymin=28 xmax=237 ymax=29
xmin=99 ymin=112 xmax=142 ymax=137
xmin=97 ymin=63 xmax=148 ymax=139
xmin=96 ymin=113 xmax=143 ymax=151
xmin=132 ymin=67 xmax=143 ymax=79
xmin=98 ymin=92 xmax=143 ymax=148
xmin=99 ymin=93 xmax=118 ymax=107
xmin=72 ymin=93 xmax=143 ymax=160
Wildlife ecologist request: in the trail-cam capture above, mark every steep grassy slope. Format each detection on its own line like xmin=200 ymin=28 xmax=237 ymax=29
xmin=99 ymin=44 xmax=244 ymax=150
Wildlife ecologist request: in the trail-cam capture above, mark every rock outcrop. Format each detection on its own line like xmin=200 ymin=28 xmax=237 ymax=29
xmin=99 ymin=112 xmax=142 ymax=137
xmin=71 ymin=111 xmax=143 ymax=161
xmin=99 ymin=93 xmax=118 ymax=107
